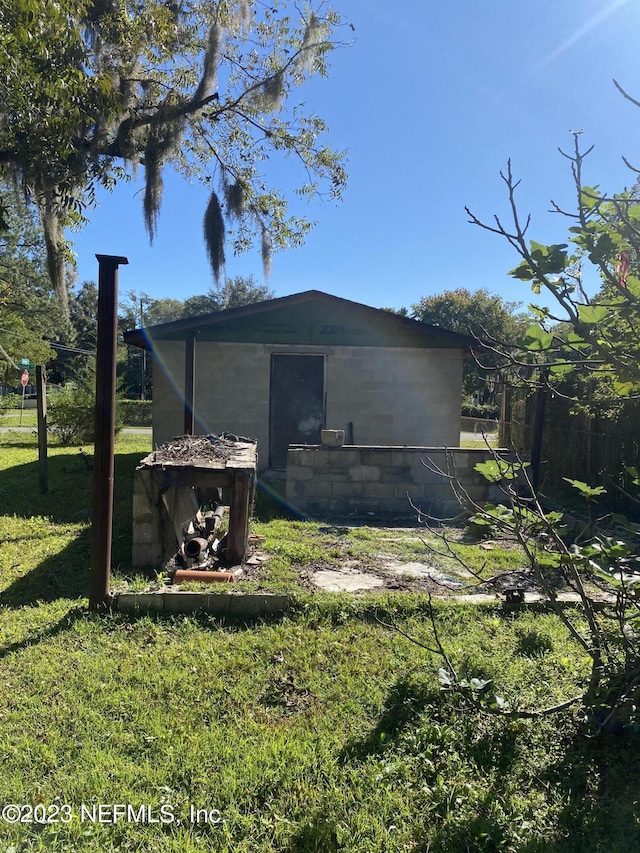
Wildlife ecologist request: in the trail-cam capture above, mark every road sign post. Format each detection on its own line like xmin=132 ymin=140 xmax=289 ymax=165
xmin=19 ymin=369 xmax=28 ymax=426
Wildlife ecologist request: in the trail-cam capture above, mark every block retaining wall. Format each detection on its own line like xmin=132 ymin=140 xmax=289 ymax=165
xmin=286 ymin=445 xmax=511 ymax=518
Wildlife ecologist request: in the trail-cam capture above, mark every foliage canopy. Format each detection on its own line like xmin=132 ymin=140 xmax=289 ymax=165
xmin=0 ymin=0 xmax=350 ymax=314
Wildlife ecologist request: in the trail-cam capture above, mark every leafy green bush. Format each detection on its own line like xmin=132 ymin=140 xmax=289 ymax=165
xmin=461 ymin=402 xmax=500 ymax=419
xmin=0 ymin=394 xmax=15 ymax=422
xmin=48 ymin=387 xmax=122 ymax=445
xmin=117 ymin=399 xmax=152 ymax=427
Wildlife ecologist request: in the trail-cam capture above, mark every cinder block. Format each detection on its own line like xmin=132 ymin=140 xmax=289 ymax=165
xmin=332 ymin=481 xmax=360 ymax=497
xmin=116 ymin=592 xmax=165 ymax=613
xmin=378 ymin=465 xmax=412 ymax=484
xmin=363 ymin=482 xmax=394 ymax=499
xmin=287 ymin=465 xmax=315 ymax=481
xmin=321 ymin=429 xmax=345 ymax=446
xmin=316 ymin=468 xmax=349 ymax=483
xmin=228 ymin=593 xmax=290 ymax=617
xmin=349 ymin=465 xmax=380 ymax=482
xmin=361 ymin=449 xmax=393 ymax=466
xmin=132 ymin=521 xmax=158 ymax=546
xmin=132 ymin=543 xmax=163 ymax=568
xmin=329 ymin=449 xmax=362 ymax=467
xmin=348 ymin=496 xmax=379 ymax=513
xmin=307 ymin=481 xmax=332 ymax=498
xmin=132 ymin=496 xmax=156 ymax=524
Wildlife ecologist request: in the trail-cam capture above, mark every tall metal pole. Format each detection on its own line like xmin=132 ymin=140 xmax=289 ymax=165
xmin=89 ymin=254 xmax=128 ymax=608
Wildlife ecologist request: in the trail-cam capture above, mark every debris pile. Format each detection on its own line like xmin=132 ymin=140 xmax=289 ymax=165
xmin=132 ymin=433 xmax=257 ymax=574
xmin=151 ymin=433 xmax=256 ymax=465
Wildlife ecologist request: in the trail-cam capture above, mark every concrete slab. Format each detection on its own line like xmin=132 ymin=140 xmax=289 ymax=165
xmin=381 ymin=558 xmax=464 ymax=587
xmin=312 ymin=568 xmax=386 ymax=592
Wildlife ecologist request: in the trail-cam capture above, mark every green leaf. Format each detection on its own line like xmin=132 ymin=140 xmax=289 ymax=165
xmin=588 ymin=232 xmax=618 ymax=264
xmin=438 ymin=668 xmax=453 ymax=688
xmin=580 ymin=185 xmax=600 ymax=211
xmin=529 ymin=241 xmax=569 ymax=274
xmin=509 ymin=260 xmax=535 ymax=281
xmin=549 ymin=361 xmax=574 ymax=376
xmin=519 ymin=323 xmax=553 ymax=351
xmin=576 ymin=304 xmax=609 ymax=325
xmin=563 ymin=478 xmax=607 ymax=499
xmin=469 ymin=677 xmax=492 ymax=693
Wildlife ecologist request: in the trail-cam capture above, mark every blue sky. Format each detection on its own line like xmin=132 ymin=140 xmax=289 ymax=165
xmin=72 ymin=0 xmax=640 ymax=315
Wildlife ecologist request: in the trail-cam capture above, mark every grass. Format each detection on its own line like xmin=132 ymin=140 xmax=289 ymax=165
xmin=1 ymin=431 xmax=640 ymax=851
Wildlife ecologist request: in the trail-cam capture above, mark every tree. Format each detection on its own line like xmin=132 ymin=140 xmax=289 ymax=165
xmin=466 ymin=134 xmax=640 ymax=396
xmin=117 ymin=274 xmax=274 ymax=397
xmin=182 ymin=274 xmax=274 ymax=317
xmin=0 ymin=185 xmax=60 ymax=389
xmin=0 ymin=0 xmax=350 ymax=315
xmin=46 ymin=280 xmax=99 ymax=389
xmin=412 ymin=288 xmax=528 ymax=401
xmin=424 ymin=127 xmax=640 ymax=733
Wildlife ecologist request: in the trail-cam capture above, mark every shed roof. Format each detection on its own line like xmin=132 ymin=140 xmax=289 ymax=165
xmin=123 ymin=289 xmax=474 ymax=350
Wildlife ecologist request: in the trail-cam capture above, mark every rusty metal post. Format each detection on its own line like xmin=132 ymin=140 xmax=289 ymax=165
xmin=89 ymin=254 xmax=128 ymax=608
xmin=184 ymin=335 xmax=196 ymax=435
xmin=36 ymin=365 xmax=48 ymax=493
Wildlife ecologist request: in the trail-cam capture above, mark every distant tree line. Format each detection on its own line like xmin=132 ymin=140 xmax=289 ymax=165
xmin=53 ymin=275 xmax=275 ymax=399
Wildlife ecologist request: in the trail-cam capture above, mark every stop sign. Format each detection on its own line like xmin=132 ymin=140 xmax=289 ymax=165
xmin=20 ymin=370 xmax=28 ymax=387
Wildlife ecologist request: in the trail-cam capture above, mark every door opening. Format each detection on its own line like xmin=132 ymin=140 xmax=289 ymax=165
xmin=269 ymin=354 xmax=325 ymax=468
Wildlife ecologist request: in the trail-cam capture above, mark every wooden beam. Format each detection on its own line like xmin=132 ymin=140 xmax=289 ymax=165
xmin=227 ymin=470 xmax=254 ymax=564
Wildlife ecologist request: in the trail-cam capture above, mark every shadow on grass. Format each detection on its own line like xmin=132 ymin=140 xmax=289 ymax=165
xmin=0 ymin=606 xmax=86 ymax=662
xmin=521 ymin=731 xmax=640 ymax=852
xmin=342 ymin=673 xmax=640 ymax=851
xmin=286 ymin=809 xmax=341 ymax=853
xmin=0 ymin=450 xmax=145 ymax=607
xmin=340 ymin=675 xmax=442 ymax=761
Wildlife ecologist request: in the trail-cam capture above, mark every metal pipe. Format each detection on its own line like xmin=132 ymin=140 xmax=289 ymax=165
xmin=89 ymin=254 xmax=128 ymax=609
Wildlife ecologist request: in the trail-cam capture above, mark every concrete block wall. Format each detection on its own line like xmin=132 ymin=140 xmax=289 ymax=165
xmin=286 ymin=445 xmax=510 ymax=518
xmin=152 ymin=340 xmax=464 ymax=469
xmin=325 ymin=346 xmax=462 ymax=447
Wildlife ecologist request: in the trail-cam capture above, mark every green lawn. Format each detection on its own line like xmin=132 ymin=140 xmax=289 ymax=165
xmin=1 ymin=431 xmax=639 ymax=852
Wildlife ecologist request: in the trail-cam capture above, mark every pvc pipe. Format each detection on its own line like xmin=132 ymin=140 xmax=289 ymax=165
xmin=184 ymin=537 xmax=209 ymax=558
xmin=173 ymin=569 xmax=234 ymax=584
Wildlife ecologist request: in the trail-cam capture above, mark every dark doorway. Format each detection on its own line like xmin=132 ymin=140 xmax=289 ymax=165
xmin=269 ymin=354 xmax=325 ymax=468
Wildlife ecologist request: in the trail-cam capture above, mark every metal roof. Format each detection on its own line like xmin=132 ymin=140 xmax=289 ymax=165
xmin=123 ymin=289 xmax=474 ymax=351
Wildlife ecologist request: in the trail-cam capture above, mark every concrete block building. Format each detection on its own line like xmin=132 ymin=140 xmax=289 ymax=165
xmin=124 ymin=290 xmax=472 ymax=471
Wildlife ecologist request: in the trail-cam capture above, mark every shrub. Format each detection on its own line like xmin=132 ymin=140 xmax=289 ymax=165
xmin=48 ymin=387 xmax=122 ymax=445
xmin=117 ymin=399 xmax=152 ymax=427
xmin=0 ymin=394 xmax=15 ymax=422
xmin=461 ymin=402 xmax=500 ymax=420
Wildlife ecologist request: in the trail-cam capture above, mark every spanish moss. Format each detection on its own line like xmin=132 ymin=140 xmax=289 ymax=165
xmin=39 ymin=200 xmax=69 ymax=318
xmin=204 ymin=190 xmax=225 ymax=281
xmin=296 ymin=11 xmax=323 ymax=76
xmin=225 ymin=179 xmax=245 ymax=220
xmin=261 ymin=226 xmax=271 ymax=280
xmin=195 ymin=23 xmax=222 ymax=103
